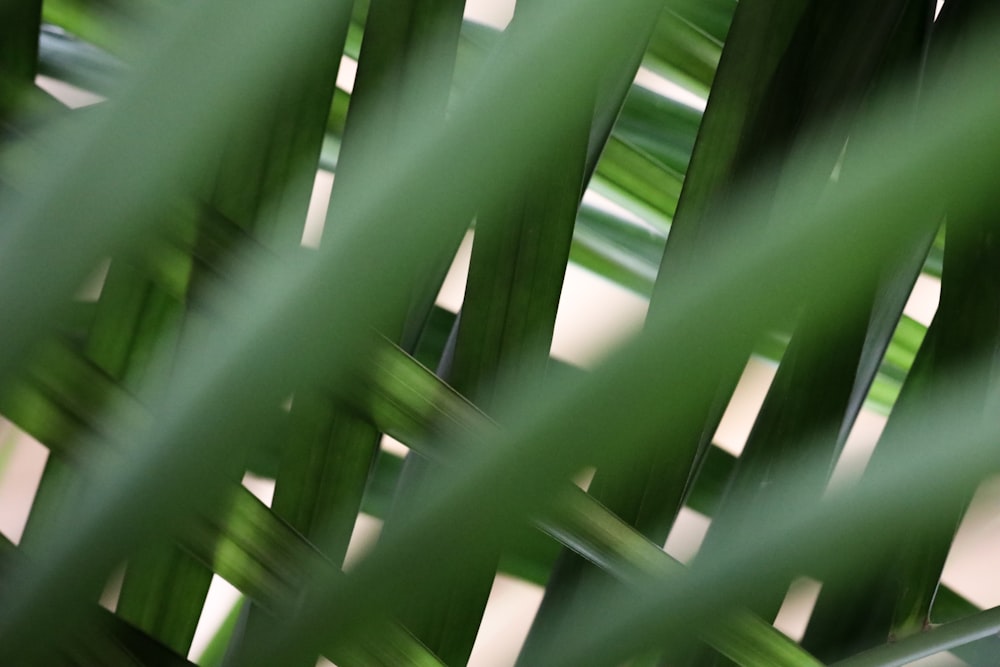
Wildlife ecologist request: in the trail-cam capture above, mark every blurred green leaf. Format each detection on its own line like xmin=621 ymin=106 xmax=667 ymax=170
xmin=0 ymin=533 xmax=197 ymax=666
xmin=832 ymin=606 xmax=1000 ymax=667
xmin=3 ymin=1 xmax=1000 ymax=667
xmin=242 ymin=13 xmax=1000 ymax=664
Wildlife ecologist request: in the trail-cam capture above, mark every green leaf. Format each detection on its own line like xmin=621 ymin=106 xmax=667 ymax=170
xmin=363 ymin=339 xmax=821 ymax=667
xmin=688 ymin=9 xmax=937 ymax=666
xmin=0 ymin=533 xmax=197 ymax=667
xmin=643 ymin=1 xmax=733 ymax=96
xmin=831 ymin=606 xmax=1000 ymax=667
xmin=388 ymin=32 xmax=611 ymax=651
xmin=228 ymin=15 xmax=1000 ymax=664
xmin=5 ymin=2 xmax=1000 ymax=667
xmin=570 ymin=201 xmax=665 ymax=296
xmin=232 ymin=2 xmax=468 ymax=666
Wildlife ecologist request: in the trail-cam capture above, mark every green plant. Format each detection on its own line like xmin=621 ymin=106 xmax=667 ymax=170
xmin=1 ymin=0 xmax=999 ymax=665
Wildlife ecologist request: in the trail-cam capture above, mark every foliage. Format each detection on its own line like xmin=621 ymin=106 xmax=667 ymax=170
xmin=1 ymin=0 xmax=999 ymax=665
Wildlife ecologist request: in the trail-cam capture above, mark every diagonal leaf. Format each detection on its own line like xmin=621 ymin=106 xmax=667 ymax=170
xmin=1 ymin=337 xmax=443 ymax=666
xmin=801 ymin=2 xmax=998 ymax=660
xmin=688 ymin=8 xmax=937 ymax=662
xmin=0 ymin=533 xmax=198 ymax=667
xmin=232 ymin=17 xmax=1000 ymax=665
xmin=386 ymin=5 xmax=620 ymax=648
xmin=526 ymin=3 xmax=846 ymax=651
xmin=0 ymin=301 xmax=973 ymax=667
xmin=233 ymin=1 xmax=467 ymax=664
xmin=0 ymin=267 xmax=819 ymax=667
xmin=643 ymin=1 xmax=734 ymax=97
xmin=3 ymin=3 xmax=999 ymax=667
xmin=364 ymin=339 xmax=821 ymax=667
xmin=832 ymin=605 xmax=1000 ymax=667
